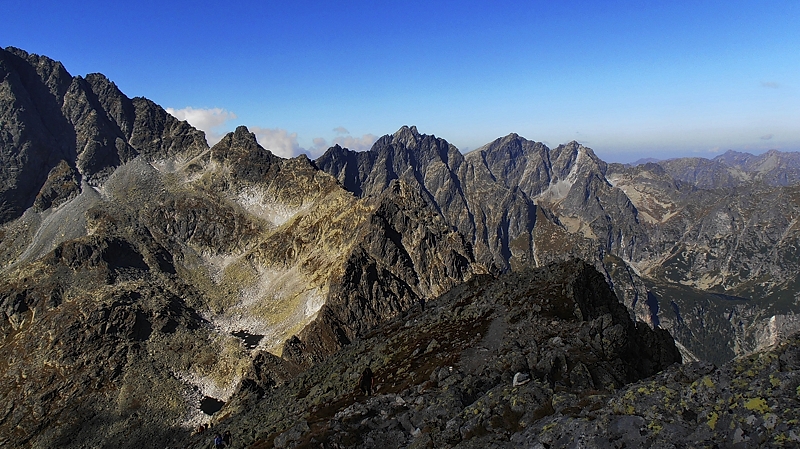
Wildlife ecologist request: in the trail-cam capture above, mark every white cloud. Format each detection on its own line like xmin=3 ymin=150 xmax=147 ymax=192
xmin=761 ymin=81 xmax=780 ymax=89
xmin=761 ymin=134 xmax=774 ymax=140
xmin=307 ymin=132 xmax=378 ymax=157
xmin=333 ymin=126 xmax=349 ymax=134
xmin=308 ymin=138 xmax=330 ymax=155
xmin=250 ymin=127 xmax=302 ymax=159
xmin=166 ymin=107 xmax=236 ymax=145
xmin=333 ymin=133 xmax=378 ymax=152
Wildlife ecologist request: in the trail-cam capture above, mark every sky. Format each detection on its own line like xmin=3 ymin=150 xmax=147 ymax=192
xmin=3 ymin=1 xmax=799 ymax=162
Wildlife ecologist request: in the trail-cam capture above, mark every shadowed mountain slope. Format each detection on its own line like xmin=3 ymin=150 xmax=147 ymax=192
xmin=0 ymin=46 xmax=207 ymax=223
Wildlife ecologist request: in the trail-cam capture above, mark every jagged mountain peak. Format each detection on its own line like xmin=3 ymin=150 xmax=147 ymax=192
xmin=0 ymin=46 xmax=208 ymax=221
xmin=471 ymin=132 xmax=549 ymax=162
xmin=210 ymin=125 xmax=266 ymax=159
xmin=217 ymin=125 xmax=260 ymax=147
xmin=392 ymin=124 xmax=421 ymax=143
xmin=553 ymin=141 xmax=607 ymax=177
xmin=386 ymin=126 xmax=455 ymax=154
xmin=1 ymin=46 xmax=72 ymax=100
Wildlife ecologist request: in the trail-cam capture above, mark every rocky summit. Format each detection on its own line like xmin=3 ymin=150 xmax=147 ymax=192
xmin=2 ymin=46 xmax=800 ymax=448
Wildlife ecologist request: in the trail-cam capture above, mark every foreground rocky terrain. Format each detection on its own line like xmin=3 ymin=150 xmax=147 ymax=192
xmin=2 ymin=46 xmax=800 ymax=447
xmin=182 ymin=261 xmax=800 ymax=449
xmin=184 ymin=260 xmax=682 ymax=448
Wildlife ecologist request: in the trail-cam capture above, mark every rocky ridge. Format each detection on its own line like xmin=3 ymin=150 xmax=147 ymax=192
xmin=319 ymin=128 xmax=800 ymax=364
xmin=180 ymin=260 xmax=800 ymax=449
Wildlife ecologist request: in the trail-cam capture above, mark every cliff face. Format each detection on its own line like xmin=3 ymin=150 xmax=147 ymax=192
xmin=317 ymin=125 xmax=541 ymax=273
xmin=283 ymin=179 xmax=478 ymax=367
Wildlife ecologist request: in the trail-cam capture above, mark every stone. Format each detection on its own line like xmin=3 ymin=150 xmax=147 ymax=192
xmin=512 ymin=372 xmax=530 ymax=387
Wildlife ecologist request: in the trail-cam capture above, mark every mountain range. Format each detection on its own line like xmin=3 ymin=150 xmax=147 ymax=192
xmin=2 ymin=46 xmax=799 ymax=448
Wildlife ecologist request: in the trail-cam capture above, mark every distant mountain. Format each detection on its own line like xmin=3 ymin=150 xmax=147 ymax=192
xmin=631 ymin=157 xmax=661 ymax=165
xmin=320 ymin=128 xmax=800 ymax=364
xmin=656 ymin=149 xmax=800 ymax=189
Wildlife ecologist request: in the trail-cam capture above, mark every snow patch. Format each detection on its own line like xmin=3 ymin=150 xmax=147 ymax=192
xmin=305 ymin=289 xmax=325 ymax=318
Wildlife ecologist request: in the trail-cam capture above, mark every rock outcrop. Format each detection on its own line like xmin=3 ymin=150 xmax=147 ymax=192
xmin=516 ymin=333 xmax=800 ymax=448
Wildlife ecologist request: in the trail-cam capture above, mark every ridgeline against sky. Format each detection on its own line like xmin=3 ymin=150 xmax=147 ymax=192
xmin=3 ymin=1 xmax=799 ymax=161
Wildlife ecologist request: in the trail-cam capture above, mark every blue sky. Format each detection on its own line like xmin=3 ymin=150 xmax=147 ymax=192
xmin=3 ymin=1 xmax=799 ymax=162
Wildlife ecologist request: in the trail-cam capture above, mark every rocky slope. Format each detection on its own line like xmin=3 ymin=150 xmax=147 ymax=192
xmin=0 ymin=48 xmax=481 ymax=448
xmin=607 ymin=162 xmax=800 ymax=362
xmin=182 ymin=260 xmax=683 ymax=448
xmin=178 ymin=260 xmax=800 ymax=449
xmin=283 ymin=179 xmax=478 ymax=368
